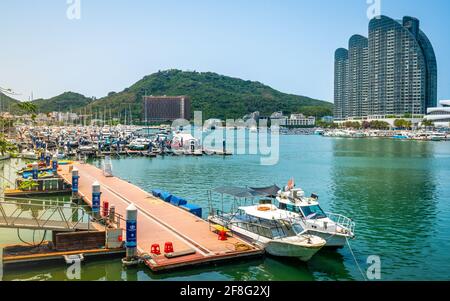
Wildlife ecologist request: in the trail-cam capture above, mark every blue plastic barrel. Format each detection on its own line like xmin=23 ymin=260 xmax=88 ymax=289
xmin=180 ymin=204 xmax=202 ymax=218
xmin=169 ymin=195 xmax=187 ymax=206
xmin=159 ymin=191 xmax=172 ymax=202
xmin=152 ymin=189 xmax=162 ymax=198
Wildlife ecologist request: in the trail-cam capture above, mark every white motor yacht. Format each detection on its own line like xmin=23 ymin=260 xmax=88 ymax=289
xmin=128 ymin=138 xmax=151 ymax=150
xmin=207 ymin=187 xmax=326 ymax=261
xmin=209 ymin=204 xmax=326 ymax=261
xmin=275 ymin=186 xmax=355 ymax=248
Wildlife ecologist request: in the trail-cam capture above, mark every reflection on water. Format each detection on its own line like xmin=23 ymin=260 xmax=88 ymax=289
xmin=329 ymin=138 xmax=442 ymax=280
xmin=2 ymin=136 xmax=450 ymax=280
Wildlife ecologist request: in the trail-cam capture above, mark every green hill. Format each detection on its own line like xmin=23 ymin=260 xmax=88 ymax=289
xmin=3 ymin=70 xmax=332 ymax=120
xmin=87 ymin=69 xmax=332 ymax=120
xmin=0 ymin=92 xmax=21 ymax=113
xmin=32 ymin=92 xmax=93 ymax=113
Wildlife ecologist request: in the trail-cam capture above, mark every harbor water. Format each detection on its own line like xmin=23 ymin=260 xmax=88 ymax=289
xmin=1 ymin=135 xmax=450 ymax=281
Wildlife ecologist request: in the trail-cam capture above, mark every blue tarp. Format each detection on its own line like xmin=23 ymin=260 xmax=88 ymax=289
xmin=169 ymin=195 xmax=187 ymax=206
xmin=180 ymin=204 xmax=202 ymax=218
xmin=152 ymin=189 xmax=163 ymax=198
xmin=159 ymin=191 xmax=172 ymax=202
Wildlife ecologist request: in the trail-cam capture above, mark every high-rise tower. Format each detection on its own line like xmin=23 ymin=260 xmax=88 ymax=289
xmin=334 ymin=16 xmax=437 ymax=119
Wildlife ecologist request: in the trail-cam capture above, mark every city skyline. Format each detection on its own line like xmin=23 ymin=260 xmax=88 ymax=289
xmin=0 ymin=0 xmax=449 ymax=103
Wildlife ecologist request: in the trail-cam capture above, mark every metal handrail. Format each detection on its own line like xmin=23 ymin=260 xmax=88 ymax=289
xmin=0 ymin=198 xmax=90 ymax=231
xmin=212 ymin=211 xmax=292 ymax=239
xmin=0 ymin=196 xmax=92 ymax=210
xmin=325 ymin=212 xmax=356 ymax=234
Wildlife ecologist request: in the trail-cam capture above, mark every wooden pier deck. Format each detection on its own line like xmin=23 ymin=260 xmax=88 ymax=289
xmin=58 ymin=162 xmax=262 ymax=272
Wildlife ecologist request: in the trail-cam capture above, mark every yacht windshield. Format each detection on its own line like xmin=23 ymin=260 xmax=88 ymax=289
xmin=301 ymin=205 xmax=327 ymax=220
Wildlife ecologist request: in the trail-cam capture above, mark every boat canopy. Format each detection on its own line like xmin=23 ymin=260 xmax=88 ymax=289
xmin=249 ymin=185 xmax=281 ymax=198
xmin=213 ymin=186 xmax=263 ymax=198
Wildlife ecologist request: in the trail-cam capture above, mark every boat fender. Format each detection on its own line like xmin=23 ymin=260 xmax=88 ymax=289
xmin=257 ymin=206 xmax=271 ymax=211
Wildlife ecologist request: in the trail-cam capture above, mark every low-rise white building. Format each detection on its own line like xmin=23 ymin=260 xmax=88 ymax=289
xmin=286 ymin=114 xmax=316 ymax=127
xmin=424 ymin=100 xmax=450 ymax=127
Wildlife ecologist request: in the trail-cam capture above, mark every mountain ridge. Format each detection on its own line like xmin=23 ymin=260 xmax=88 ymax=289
xmin=3 ymin=70 xmax=333 ymax=120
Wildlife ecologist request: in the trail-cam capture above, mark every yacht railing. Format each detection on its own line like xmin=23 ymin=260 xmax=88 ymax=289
xmin=325 ymin=212 xmax=355 ymax=235
xmin=211 ymin=210 xmax=294 ymax=239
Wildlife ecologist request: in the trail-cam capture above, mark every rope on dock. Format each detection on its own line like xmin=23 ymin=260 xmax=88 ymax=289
xmin=17 ymin=229 xmax=47 ymax=247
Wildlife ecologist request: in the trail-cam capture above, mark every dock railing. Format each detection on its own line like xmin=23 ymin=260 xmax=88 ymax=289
xmin=0 ymin=196 xmax=92 ymax=232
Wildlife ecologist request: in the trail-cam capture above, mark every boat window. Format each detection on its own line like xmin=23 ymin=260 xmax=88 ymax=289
xmin=300 ymin=205 xmax=327 ymax=220
xmin=292 ymin=223 xmax=305 ymax=235
xmin=278 ymin=202 xmax=300 ymax=213
xmin=271 ymin=227 xmax=285 ymax=239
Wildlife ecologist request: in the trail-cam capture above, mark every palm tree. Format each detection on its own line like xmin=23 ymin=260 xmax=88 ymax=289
xmin=0 ymin=134 xmax=17 ymax=156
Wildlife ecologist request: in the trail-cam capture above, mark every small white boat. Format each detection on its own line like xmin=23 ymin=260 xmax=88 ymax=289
xmin=274 ymin=184 xmax=355 ymax=248
xmin=20 ymin=150 xmax=38 ymax=160
xmin=128 ymin=138 xmax=151 ymax=150
xmin=209 ymin=204 xmax=325 ymax=261
xmin=171 ymin=132 xmax=202 ymax=155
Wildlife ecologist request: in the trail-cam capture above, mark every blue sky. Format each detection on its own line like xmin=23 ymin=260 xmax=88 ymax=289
xmin=0 ymin=0 xmax=448 ymax=103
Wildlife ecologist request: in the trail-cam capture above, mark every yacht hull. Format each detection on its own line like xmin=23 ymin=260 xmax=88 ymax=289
xmin=209 ymin=217 xmax=325 ymax=262
xmin=265 ymin=240 xmax=323 ymax=261
xmin=307 ymin=231 xmax=347 ymax=248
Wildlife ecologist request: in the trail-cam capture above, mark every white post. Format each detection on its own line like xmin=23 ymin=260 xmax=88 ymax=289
xmin=126 ymin=203 xmax=138 ymax=259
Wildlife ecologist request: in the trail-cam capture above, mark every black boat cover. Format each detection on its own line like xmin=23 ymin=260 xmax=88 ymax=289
xmin=249 ymin=185 xmax=281 ymax=198
xmin=213 ymin=186 xmax=264 ymax=198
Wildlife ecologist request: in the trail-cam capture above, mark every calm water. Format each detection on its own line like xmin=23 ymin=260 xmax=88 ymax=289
xmin=1 ymin=135 xmax=450 ymax=281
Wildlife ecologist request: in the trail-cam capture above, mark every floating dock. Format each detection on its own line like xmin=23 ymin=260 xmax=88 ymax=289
xmin=2 ymin=244 xmax=125 ymax=266
xmin=58 ymin=162 xmax=263 ymax=272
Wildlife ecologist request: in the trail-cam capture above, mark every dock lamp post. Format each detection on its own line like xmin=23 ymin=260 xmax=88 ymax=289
xmin=123 ymin=203 xmax=138 ymax=265
xmin=52 ymin=154 xmax=58 ymax=173
xmin=45 ymin=152 xmax=51 ymax=167
xmin=92 ymin=181 xmax=101 ymax=219
xmin=31 ymin=162 xmax=39 ymax=180
xmin=71 ymin=168 xmax=79 ymax=199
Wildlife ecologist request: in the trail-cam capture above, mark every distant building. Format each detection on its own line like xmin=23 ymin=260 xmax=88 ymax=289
xmin=286 ymin=114 xmax=316 ymax=127
xmin=143 ymin=96 xmax=191 ymax=122
xmin=48 ymin=111 xmax=79 ymax=122
xmin=321 ymin=116 xmax=334 ymax=123
xmin=334 ymin=48 xmax=349 ymax=120
xmin=424 ymin=100 xmax=450 ymax=127
xmin=243 ymin=111 xmax=260 ymax=121
xmin=334 ymin=16 xmax=437 ymax=120
xmin=269 ymin=111 xmax=288 ymax=126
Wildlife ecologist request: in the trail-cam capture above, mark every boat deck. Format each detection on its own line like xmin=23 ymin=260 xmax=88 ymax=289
xmin=58 ymin=162 xmax=262 ymax=272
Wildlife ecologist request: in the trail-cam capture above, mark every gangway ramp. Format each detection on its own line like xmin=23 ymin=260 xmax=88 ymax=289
xmin=0 ymin=197 xmax=93 ymax=232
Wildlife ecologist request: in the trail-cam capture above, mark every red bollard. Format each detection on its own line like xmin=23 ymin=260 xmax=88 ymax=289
xmin=102 ymin=201 xmax=109 ymax=217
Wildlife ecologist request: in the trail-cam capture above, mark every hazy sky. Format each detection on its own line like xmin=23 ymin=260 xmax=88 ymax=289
xmin=0 ymin=0 xmax=448 ymax=102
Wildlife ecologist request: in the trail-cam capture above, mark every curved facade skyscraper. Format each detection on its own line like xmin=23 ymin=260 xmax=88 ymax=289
xmin=334 ymin=15 xmax=437 ymax=120
xmin=348 ymin=35 xmax=369 ymax=118
xmin=334 ymin=48 xmax=349 ymax=120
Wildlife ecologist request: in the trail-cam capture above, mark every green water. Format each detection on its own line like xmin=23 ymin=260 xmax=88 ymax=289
xmin=1 ymin=136 xmax=450 ymax=281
